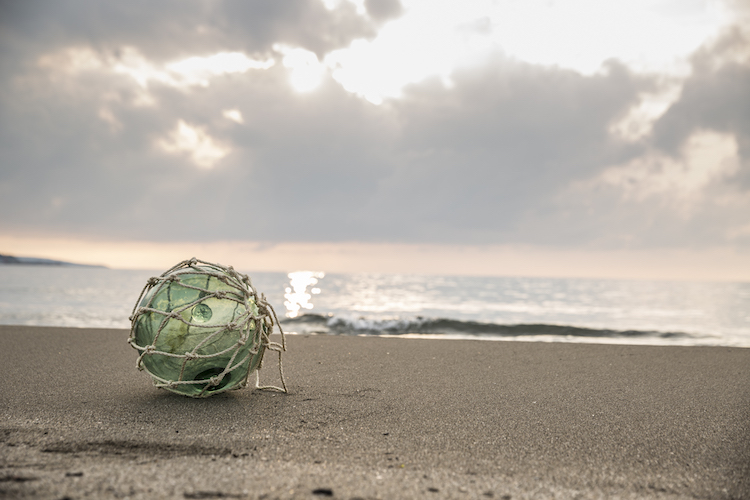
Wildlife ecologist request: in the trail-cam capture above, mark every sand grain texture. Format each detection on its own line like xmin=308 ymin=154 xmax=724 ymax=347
xmin=1 ymin=325 xmax=749 ymax=499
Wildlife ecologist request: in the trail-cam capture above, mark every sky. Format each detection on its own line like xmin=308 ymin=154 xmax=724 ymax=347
xmin=1 ymin=0 xmax=749 ymax=280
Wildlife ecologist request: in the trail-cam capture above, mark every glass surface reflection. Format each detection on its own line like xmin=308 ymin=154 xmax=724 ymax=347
xmin=284 ymin=271 xmax=324 ymax=318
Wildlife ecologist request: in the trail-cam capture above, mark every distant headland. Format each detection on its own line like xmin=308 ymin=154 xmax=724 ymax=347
xmin=0 ymin=254 xmax=107 ymax=268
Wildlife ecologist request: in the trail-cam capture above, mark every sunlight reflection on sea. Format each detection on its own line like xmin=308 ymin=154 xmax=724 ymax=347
xmin=0 ymin=265 xmax=747 ymax=347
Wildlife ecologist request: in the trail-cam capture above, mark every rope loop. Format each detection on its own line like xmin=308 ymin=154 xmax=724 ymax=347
xmin=129 ymin=258 xmax=288 ymax=398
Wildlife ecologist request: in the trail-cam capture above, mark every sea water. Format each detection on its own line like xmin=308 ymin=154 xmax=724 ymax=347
xmin=0 ymin=265 xmax=748 ymax=347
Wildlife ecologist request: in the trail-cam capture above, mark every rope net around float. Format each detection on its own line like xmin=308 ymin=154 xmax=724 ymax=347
xmin=128 ymin=258 xmax=287 ymax=397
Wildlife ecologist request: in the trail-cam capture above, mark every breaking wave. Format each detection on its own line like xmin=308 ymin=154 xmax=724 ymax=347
xmin=279 ymin=313 xmax=691 ymax=341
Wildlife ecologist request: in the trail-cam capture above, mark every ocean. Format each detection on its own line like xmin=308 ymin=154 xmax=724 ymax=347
xmin=0 ymin=265 xmax=748 ymax=347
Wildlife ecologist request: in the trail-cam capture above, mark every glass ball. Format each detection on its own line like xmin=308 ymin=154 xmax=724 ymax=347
xmin=132 ymin=265 xmax=265 ymax=397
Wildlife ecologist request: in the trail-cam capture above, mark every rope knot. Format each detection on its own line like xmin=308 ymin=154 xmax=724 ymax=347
xmin=128 ymin=258 xmax=288 ymax=395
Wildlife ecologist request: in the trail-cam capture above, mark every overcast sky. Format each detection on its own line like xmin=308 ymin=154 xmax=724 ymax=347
xmin=1 ymin=0 xmax=749 ymax=278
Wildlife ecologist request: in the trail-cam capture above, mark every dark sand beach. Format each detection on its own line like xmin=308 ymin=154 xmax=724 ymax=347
xmin=1 ymin=325 xmax=748 ymax=499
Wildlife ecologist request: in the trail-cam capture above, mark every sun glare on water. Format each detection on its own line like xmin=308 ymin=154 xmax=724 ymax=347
xmin=284 ymin=271 xmax=325 ymax=318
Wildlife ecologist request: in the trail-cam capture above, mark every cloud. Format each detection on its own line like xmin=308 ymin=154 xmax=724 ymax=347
xmin=1 ymin=0 xmax=375 ymax=53
xmin=597 ymin=131 xmax=740 ymax=204
xmin=608 ymin=83 xmax=682 ymax=141
xmin=36 ymin=45 xmax=275 ymax=94
xmin=364 ymin=0 xmax=403 ymax=22
xmin=275 ymin=45 xmax=326 ymax=92
xmin=222 ymin=109 xmax=244 ymax=124
xmin=653 ymin=26 xmax=750 ymax=159
xmin=539 ymin=130 xmax=748 ymax=247
xmin=0 ymin=0 xmax=748 ymax=258
xmin=157 ymin=120 xmax=230 ymax=169
xmin=0 ymin=45 xmax=645 ymax=243
xmin=347 ymin=58 xmax=645 ymax=243
xmin=517 ymin=25 xmax=750 ymax=250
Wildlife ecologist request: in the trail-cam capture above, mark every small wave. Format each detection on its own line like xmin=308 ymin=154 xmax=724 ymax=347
xmin=279 ymin=313 xmax=689 ymax=340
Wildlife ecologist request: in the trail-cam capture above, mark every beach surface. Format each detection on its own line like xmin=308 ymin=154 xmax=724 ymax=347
xmin=1 ymin=325 xmax=748 ymax=499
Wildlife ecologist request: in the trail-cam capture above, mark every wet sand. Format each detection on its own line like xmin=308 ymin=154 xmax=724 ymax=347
xmin=1 ymin=325 xmax=749 ymax=499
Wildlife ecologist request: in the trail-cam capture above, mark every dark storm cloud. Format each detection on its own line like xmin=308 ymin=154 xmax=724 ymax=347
xmin=0 ymin=0 xmax=748 ymax=250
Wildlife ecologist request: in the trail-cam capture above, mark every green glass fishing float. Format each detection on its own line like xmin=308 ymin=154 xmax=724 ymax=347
xmin=128 ymin=258 xmax=287 ymax=397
